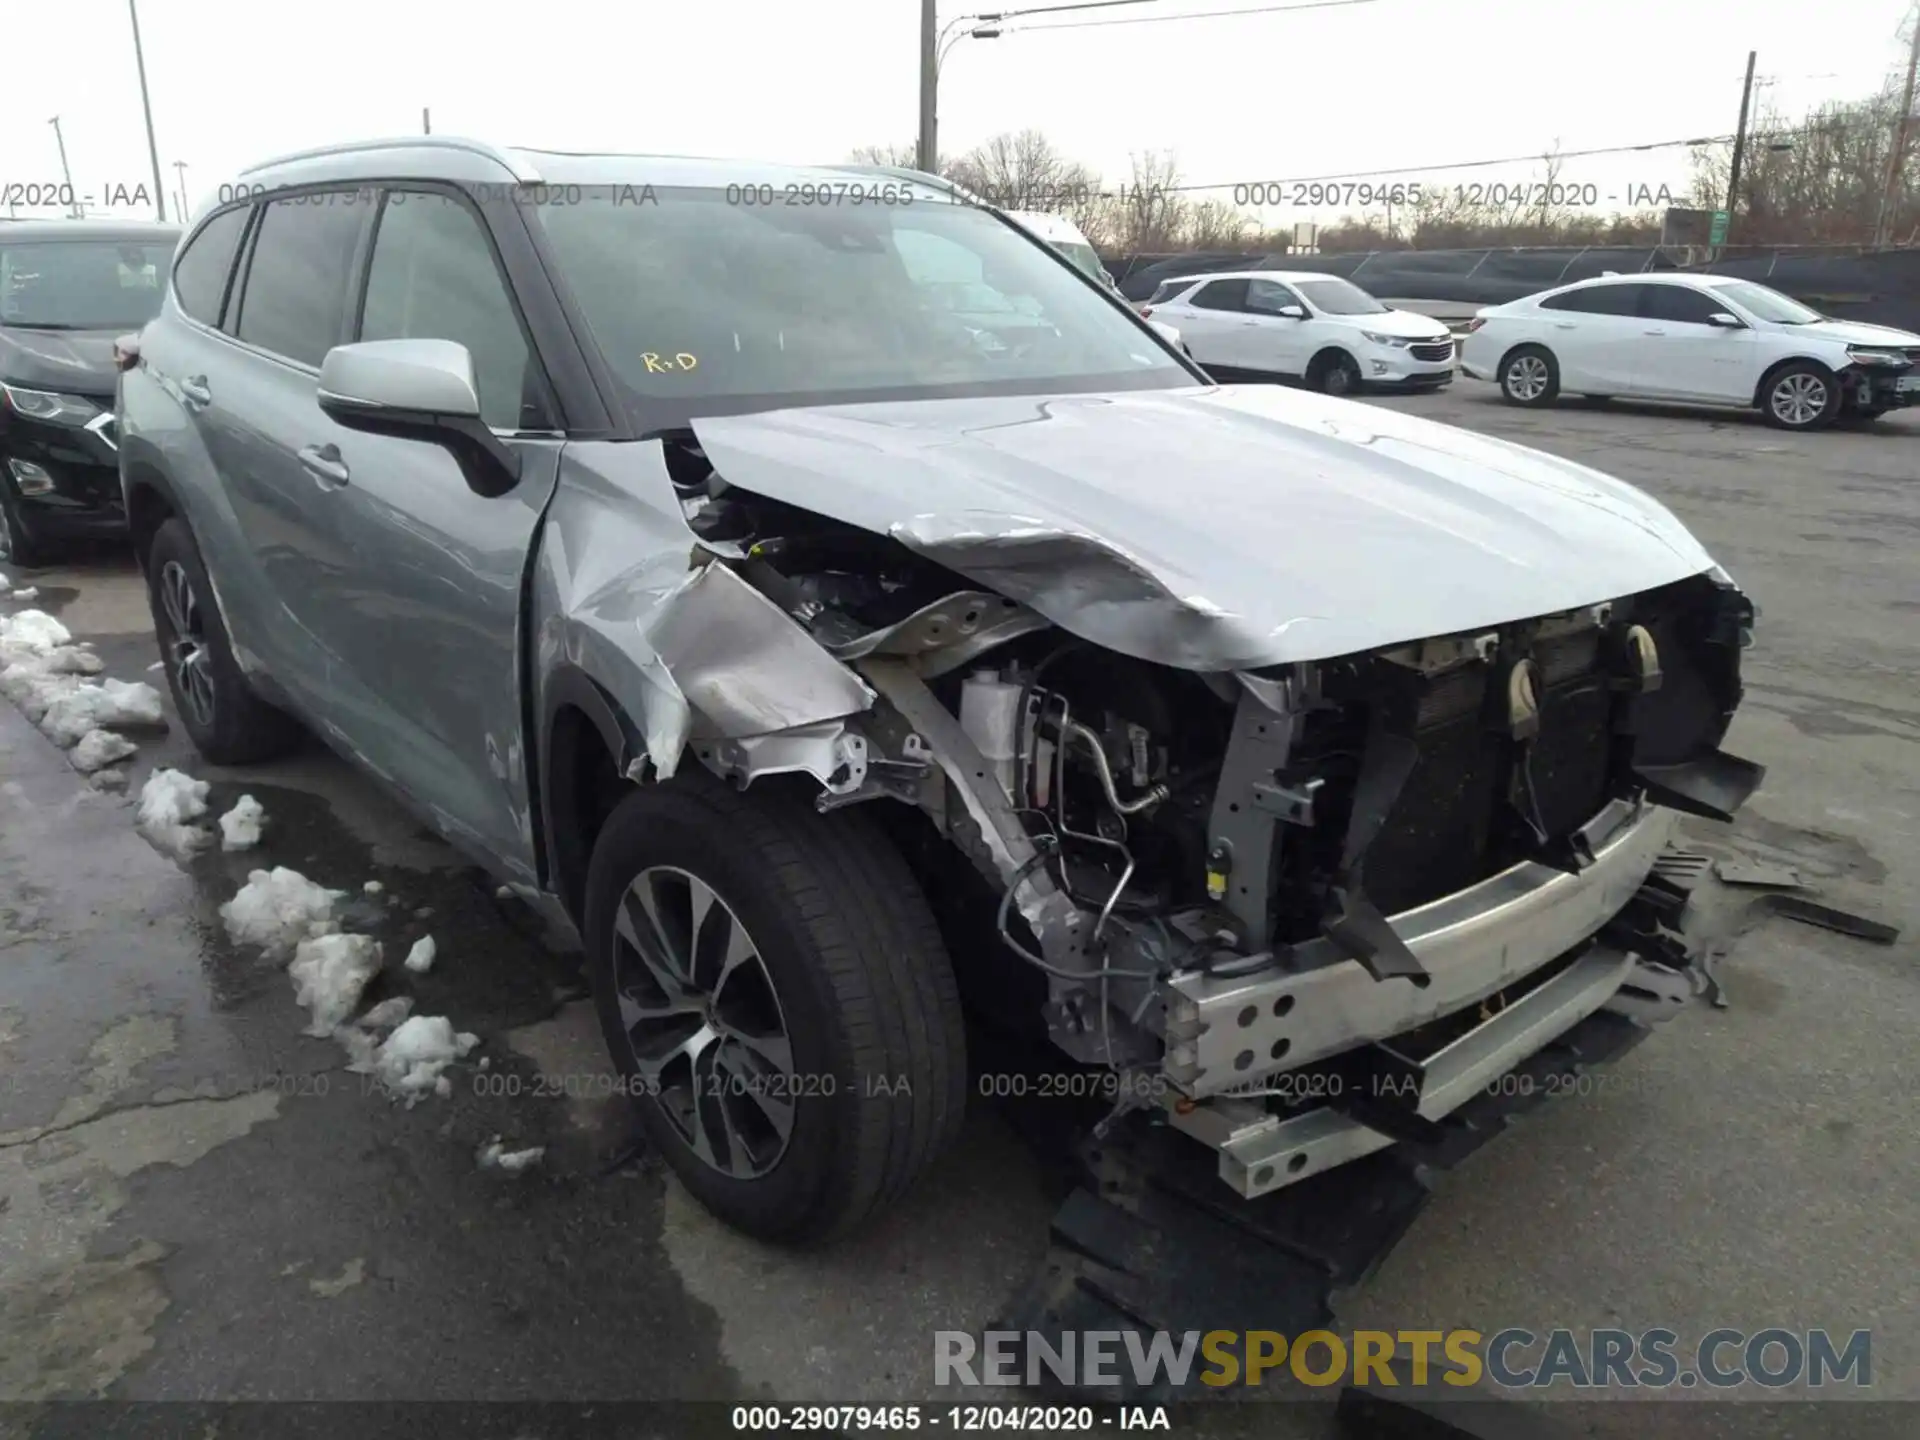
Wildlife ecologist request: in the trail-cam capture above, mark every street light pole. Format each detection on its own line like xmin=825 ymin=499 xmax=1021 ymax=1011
xmin=49 ymin=116 xmax=80 ymax=218
xmin=1873 ymin=11 xmax=1920 ymax=248
xmin=1721 ymin=49 xmax=1757 ymax=255
xmin=173 ymin=159 xmax=189 ymax=220
xmin=128 ymin=0 xmax=168 ymax=221
xmin=918 ymin=0 xmax=938 ymax=172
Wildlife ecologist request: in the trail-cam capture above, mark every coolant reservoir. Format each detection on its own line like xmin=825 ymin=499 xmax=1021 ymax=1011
xmin=959 ymin=669 xmax=1023 ymax=799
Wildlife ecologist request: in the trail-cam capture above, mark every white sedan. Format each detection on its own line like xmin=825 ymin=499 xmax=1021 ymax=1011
xmin=1141 ymin=270 xmax=1456 ymax=394
xmin=1461 ymin=273 xmax=1920 ymax=431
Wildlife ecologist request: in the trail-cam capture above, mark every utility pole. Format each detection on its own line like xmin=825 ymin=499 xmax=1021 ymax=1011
xmin=49 ymin=116 xmax=80 ymax=218
xmin=1721 ymin=49 xmax=1757 ymax=256
xmin=423 ymin=107 xmax=432 ymax=135
xmin=917 ymin=0 xmax=938 ymax=172
xmin=128 ymin=0 xmax=168 ymax=220
xmin=173 ymin=159 xmax=189 ymax=219
xmin=1873 ymin=9 xmax=1920 ymax=249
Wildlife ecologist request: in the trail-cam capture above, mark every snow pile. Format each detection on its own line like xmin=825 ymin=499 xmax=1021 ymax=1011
xmin=0 ymin=612 xmax=104 ymax=724
xmin=0 ymin=574 xmax=8 ymax=592
xmin=221 ymin=866 xmax=346 ymax=954
xmin=89 ymin=768 xmax=129 ymax=793
xmin=349 ymin=1015 xmax=480 ymax=1107
xmin=0 ymin=608 xmax=69 ymax=654
xmin=69 ymin=728 xmax=138 ymax=774
xmin=40 ymin=678 xmax=166 ymax=747
xmin=288 ymin=933 xmax=384 ymax=1036
xmin=477 ymin=1139 xmax=545 ymax=1174
xmin=136 ymin=767 xmax=212 ymax=857
xmin=403 ymin=935 xmax=436 ymax=974
xmin=7 ymin=587 xmax=39 ymax=602
xmin=363 ymin=880 xmax=384 ymax=895
xmin=219 ymin=795 xmax=267 ymax=851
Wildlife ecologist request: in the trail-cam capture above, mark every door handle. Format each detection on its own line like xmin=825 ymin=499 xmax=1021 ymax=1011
xmin=1552 ymin=322 xmax=1576 ymax=329
xmin=179 ymin=375 xmax=211 ymax=409
xmin=1643 ymin=329 xmax=1667 ymax=336
xmin=297 ymin=442 xmax=351 ymax=488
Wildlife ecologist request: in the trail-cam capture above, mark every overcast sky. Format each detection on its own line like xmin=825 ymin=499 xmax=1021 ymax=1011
xmin=2 ymin=0 xmax=1913 ymax=231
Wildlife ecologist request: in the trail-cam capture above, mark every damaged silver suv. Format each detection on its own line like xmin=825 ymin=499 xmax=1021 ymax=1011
xmin=119 ymin=138 xmax=1760 ymax=1243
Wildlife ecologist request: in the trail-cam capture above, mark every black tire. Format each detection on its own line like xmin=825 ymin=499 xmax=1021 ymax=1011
xmin=584 ymin=776 xmax=968 ymax=1244
xmin=0 ymin=479 xmax=45 ymax=568
xmin=145 ymin=517 xmax=303 ymax=764
xmin=1309 ymin=349 xmax=1362 ymax=396
xmin=1759 ymin=361 xmax=1838 ymax=431
xmin=1499 ymin=346 xmax=1560 ymax=407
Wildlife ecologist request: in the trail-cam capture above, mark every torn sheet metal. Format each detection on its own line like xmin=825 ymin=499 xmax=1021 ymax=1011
xmin=637 ymin=561 xmax=875 ymax=738
xmin=822 ymin=589 xmax=1051 ymax=677
xmin=688 ymin=386 xmax=1717 ymax=671
xmin=535 ymin=439 xmax=872 ymax=782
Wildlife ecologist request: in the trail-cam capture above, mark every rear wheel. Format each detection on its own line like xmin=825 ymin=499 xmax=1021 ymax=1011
xmin=1760 ymin=362 xmax=1838 ymax=431
xmin=1499 ymin=346 xmax=1559 ymax=407
xmin=584 ymin=776 xmax=968 ymax=1244
xmin=144 ymin=518 xmax=303 ymax=764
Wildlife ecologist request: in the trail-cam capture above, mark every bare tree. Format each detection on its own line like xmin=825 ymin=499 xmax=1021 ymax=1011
xmin=946 ymin=129 xmax=1097 ymax=212
xmin=847 ymin=142 xmax=922 ymax=169
xmin=1108 ymin=151 xmax=1190 ymax=253
xmin=1690 ymin=85 xmax=1917 ymax=246
xmin=1182 ymin=197 xmax=1253 ymax=248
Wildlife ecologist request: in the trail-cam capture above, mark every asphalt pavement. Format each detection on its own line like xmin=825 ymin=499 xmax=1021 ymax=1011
xmin=0 ymin=383 xmax=1914 ymax=1436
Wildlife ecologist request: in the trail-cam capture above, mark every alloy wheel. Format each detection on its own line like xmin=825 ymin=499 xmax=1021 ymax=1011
xmin=611 ymin=866 xmax=796 ymax=1179
xmin=1506 ymin=355 xmax=1550 ymax=401
xmin=158 ymin=559 xmax=217 ymax=730
xmin=1324 ymin=360 xmax=1357 ymax=396
xmin=1770 ymin=373 xmax=1828 ymax=427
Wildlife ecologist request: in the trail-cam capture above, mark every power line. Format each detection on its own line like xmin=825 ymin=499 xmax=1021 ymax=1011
xmin=1159 ymin=132 xmax=1735 ymax=195
xmin=1015 ymin=0 xmax=1379 ymax=32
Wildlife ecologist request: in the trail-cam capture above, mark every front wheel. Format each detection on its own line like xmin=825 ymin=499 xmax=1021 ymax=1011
xmin=1761 ymin=363 xmax=1838 ymax=430
xmin=1499 ymin=347 xmax=1560 ymax=407
xmin=0 ymin=481 xmax=44 ymax=568
xmin=584 ymin=776 xmax=968 ymax=1244
xmin=1310 ymin=350 xmax=1362 ymax=396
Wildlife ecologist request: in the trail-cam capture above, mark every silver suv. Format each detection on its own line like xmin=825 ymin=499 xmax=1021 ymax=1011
xmin=119 ymin=137 xmax=1759 ymax=1244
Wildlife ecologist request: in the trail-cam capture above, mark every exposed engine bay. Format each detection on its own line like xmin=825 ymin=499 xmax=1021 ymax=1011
xmin=656 ymin=430 xmax=1761 ymax=1195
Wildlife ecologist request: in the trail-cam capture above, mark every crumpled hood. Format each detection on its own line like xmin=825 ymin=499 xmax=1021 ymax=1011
xmin=0 ymin=326 xmax=119 ymax=396
xmin=689 ymin=384 xmax=1716 ymax=670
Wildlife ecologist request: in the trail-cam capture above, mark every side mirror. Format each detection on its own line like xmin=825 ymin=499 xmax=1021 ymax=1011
xmin=1277 ymin=305 xmax=1308 ymax=320
xmin=316 ymin=339 xmax=520 ymax=498
xmin=1706 ymin=312 xmax=1745 ymax=328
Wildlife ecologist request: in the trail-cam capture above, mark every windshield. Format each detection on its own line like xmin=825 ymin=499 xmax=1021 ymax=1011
xmin=1716 ymin=280 xmax=1822 ymax=325
xmin=0 ymin=240 xmax=174 ymax=330
xmin=1294 ymin=278 xmax=1388 ymax=316
xmin=533 ymin=188 xmax=1189 ymax=425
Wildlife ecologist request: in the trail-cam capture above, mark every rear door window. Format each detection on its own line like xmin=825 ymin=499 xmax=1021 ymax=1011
xmin=1540 ymin=284 xmax=1642 ymax=316
xmin=1189 ymin=279 xmax=1250 ymax=312
xmin=233 ymin=192 xmax=369 ymax=368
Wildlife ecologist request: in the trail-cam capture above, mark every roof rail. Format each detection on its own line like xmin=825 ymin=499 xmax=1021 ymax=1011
xmin=239 ymin=135 xmax=538 ymax=182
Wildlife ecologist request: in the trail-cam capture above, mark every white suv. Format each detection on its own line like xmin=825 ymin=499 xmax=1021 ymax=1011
xmin=1142 ymin=270 xmax=1456 ymax=394
xmin=1460 ymin=273 xmax=1920 ymax=430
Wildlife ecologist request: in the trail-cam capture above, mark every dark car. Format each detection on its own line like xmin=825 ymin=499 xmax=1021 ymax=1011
xmin=1 ymin=219 xmax=181 ymax=565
